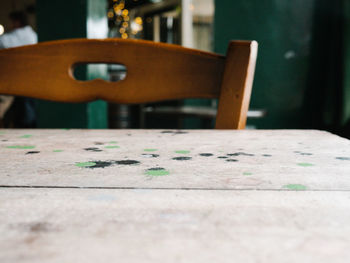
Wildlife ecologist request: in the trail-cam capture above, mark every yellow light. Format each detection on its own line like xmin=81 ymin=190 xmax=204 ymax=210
xmin=117 ymin=16 xmax=123 ymax=22
xmin=107 ymin=11 xmax=114 ymax=18
xmin=119 ymin=27 xmax=125 ymax=34
xmin=124 ymin=16 xmax=130 ymax=21
xmin=122 ymin=22 xmax=128 ymax=28
xmin=135 ymin=17 xmax=143 ymax=25
xmin=114 ymin=6 xmax=121 ymax=14
xmin=122 ymin=9 xmax=129 ymax=17
xmin=122 ymin=33 xmax=128 ymax=39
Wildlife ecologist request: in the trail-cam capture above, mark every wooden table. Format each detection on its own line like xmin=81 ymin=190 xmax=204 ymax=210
xmin=1 ymin=129 xmax=350 ymax=262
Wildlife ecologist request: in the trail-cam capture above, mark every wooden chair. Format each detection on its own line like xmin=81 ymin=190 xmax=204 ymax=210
xmin=0 ymin=38 xmax=258 ymax=129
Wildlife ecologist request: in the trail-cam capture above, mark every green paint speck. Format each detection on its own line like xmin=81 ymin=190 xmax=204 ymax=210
xmin=144 ymin=149 xmax=157 ymax=152
xmin=283 ymin=184 xmax=307 ymax=191
xmin=75 ymin=162 xmax=96 ymax=167
xmin=20 ymin=135 xmax=32 ymax=138
xmin=0 ymin=131 xmax=5 ymax=135
xmin=175 ymin=150 xmax=190 ymax=154
xmin=146 ymin=168 xmax=170 ymax=176
xmin=53 ymin=150 xmax=63 ymax=152
xmin=6 ymin=145 xmax=35 ymax=149
xmin=243 ymin=172 xmax=253 ymax=176
xmin=105 ymin=145 xmax=120 ymax=149
xmin=297 ymin=163 xmax=314 ymax=167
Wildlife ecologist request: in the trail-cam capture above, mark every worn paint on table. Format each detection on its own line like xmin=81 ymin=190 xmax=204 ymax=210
xmin=6 ymin=145 xmax=35 ymax=149
xmin=75 ymin=162 xmax=96 ymax=168
xmin=20 ymin=135 xmax=32 ymax=138
xmin=175 ymin=150 xmax=190 ymax=154
xmin=105 ymin=146 xmax=120 ymax=149
xmin=146 ymin=168 xmax=170 ymax=176
xmin=283 ymin=184 xmax=307 ymax=191
xmin=1 ymin=129 xmax=350 ymax=191
xmin=144 ymin=149 xmax=158 ymax=152
xmin=297 ymin=163 xmax=314 ymax=167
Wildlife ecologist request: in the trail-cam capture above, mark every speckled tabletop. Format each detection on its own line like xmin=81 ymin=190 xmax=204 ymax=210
xmin=1 ymin=129 xmax=350 ymax=263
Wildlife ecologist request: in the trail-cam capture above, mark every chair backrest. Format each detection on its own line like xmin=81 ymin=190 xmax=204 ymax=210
xmin=0 ymin=38 xmax=257 ymax=129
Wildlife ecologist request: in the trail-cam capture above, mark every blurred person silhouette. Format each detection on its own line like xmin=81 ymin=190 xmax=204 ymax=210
xmin=0 ymin=10 xmax=37 ymax=128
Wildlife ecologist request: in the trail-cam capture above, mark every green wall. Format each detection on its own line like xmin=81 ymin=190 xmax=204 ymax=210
xmin=343 ymin=0 xmax=350 ymax=129
xmin=36 ymin=0 xmax=108 ymax=128
xmin=215 ymin=0 xmax=345 ymax=130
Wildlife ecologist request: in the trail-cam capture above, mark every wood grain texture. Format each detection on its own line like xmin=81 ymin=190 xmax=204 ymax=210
xmin=216 ymin=41 xmax=258 ymax=129
xmin=1 ymin=129 xmax=350 ymax=262
xmin=0 ymin=38 xmax=257 ymax=129
xmin=1 ymin=129 xmax=350 ymax=190
xmin=1 ymin=188 xmax=350 ymax=263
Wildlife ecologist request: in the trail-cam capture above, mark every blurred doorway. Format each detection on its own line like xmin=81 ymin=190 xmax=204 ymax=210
xmin=107 ymin=0 xmax=216 ymax=129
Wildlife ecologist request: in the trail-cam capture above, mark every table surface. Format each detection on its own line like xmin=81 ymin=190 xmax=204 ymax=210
xmin=1 ymin=129 xmax=350 ymax=262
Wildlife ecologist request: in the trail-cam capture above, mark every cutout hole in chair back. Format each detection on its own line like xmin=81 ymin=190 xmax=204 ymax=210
xmin=72 ymin=63 xmax=127 ymax=82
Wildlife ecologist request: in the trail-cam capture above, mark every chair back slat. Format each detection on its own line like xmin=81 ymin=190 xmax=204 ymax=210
xmin=0 ymin=39 xmax=225 ymax=104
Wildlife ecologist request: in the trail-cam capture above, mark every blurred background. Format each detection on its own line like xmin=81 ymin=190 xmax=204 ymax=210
xmin=0 ymin=0 xmax=350 ymax=139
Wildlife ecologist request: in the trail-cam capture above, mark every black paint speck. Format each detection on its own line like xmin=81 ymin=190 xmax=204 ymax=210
xmin=336 ymin=157 xmax=350 ymax=161
xmin=227 ymin=152 xmax=254 ymax=157
xmin=26 ymin=151 xmax=40 ymax=155
xmin=294 ymin=151 xmax=313 ymax=156
xmin=218 ymin=156 xmax=228 ymax=159
xmin=115 ymin=160 xmax=140 ymax=165
xmin=172 ymin=156 xmax=192 ymax=161
xmin=173 ymin=131 xmax=188 ymax=135
xmin=84 ymin=147 xmax=102 ymax=152
xmin=161 ymin=130 xmax=188 ymax=135
xmin=88 ymin=161 xmax=114 ymax=169
xmin=94 ymin=142 xmax=104 ymax=145
xmin=1 ymin=140 xmax=8 ymax=142
xmin=148 ymin=167 xmax=165 ymax=171
xmin=141 ymin=153 xmax=159 ymax=158
xmin=200 ymin=153 xmax=213 ymax=157
xmin=226 ymin=159 xmax=238 ymax=162
xmin=85 ymin=160 xmax=140 ymax=169
xmin=262 ymin=154 xmax=272 ymax=157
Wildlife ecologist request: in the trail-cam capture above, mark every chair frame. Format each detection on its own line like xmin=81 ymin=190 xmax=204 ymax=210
xmin=0 ymin=38 xmax=257 ymax=129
